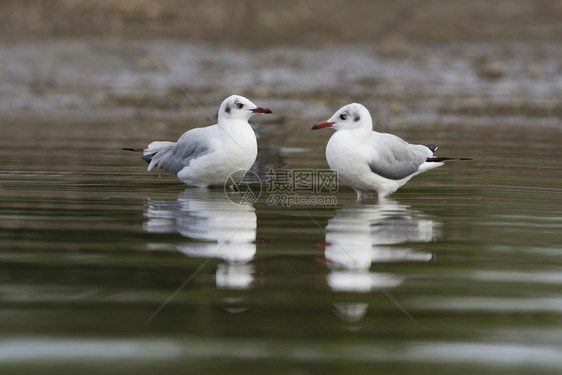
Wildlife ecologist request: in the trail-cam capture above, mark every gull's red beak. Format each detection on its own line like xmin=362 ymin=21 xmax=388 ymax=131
xmin=311 ymin=121 xmax=335 ymax=130
xmin=251 ymin=106 xmax=273 ymax=114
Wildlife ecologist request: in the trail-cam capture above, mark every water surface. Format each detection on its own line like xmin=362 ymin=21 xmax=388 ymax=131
xmin=1 ymin=41 xmax=562 ymax=375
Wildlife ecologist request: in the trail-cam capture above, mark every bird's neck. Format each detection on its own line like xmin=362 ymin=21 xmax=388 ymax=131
xmin=218 ymin=118 xmax=251 ymax=130
xmin=340 ymin=126 xmax=372 ymax=141
xmin=217 ymin=118 xmax=255 ymax=142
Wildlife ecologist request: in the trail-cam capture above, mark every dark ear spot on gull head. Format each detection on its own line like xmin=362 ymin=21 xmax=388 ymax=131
xmin=354 ymin=115 xmax=360 ymax=122
xmin=225 ymin=104 xmax=231 ymax=114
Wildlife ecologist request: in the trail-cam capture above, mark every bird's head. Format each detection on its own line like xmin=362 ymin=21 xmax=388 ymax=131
xmin=218 ymin=95 xmax=272 ymax=122
xmin=311 ymin=103 xmax=372 ymax=132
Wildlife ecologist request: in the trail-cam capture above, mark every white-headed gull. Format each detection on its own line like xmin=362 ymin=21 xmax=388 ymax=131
xmin=312 ymin=103 xmax=469 ymax=199
xmin=125 ymin=95 xmax=272 ymax=187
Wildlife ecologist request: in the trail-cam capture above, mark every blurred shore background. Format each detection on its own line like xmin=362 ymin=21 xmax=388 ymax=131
xmin=2 ymin=0 xmax=562 ymax=127
xmin=2 ymin=0 xmax=562 ymax=44
xmin=3 ymin=0 xmax=562 ymax=168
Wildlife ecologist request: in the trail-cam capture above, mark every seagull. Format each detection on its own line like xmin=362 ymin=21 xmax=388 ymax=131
xmin=124 ymin=95 xmax=272 ymax=187
xmin=312 ymin=103 xmax=470 ymax=199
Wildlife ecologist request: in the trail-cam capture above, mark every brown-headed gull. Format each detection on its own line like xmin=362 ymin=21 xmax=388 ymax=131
xmin=125 ymin=95 xmax=272 ymax=187
xmin=312 ymin=103 xmax=469 ymax=199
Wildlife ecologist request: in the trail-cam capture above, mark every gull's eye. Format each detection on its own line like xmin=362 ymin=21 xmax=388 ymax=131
xmin=340 ymin=112 xmax=348 ymax=120
xmin=235 ymin=102 xmax=243 ymax=109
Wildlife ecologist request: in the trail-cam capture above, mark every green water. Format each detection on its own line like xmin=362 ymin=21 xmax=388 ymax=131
xmin=1 ymin=116 xmax=561 ymax=374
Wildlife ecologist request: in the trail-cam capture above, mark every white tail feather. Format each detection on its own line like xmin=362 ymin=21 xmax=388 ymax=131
xmin=144 ymin=141 xmax=175 ymax=155
xmin=145 ymin=141 xmax=176 ymax=171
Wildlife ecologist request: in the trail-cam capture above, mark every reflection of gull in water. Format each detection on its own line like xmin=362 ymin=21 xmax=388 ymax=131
xmin=325 ymin=200 xmax=437 ymax=268
xmin=144 ymin=189 xmax=257 ymax=290
xmin=333 ymin=303 xmax=369 ymax=324
xmin=322 ymin=200 xmax=440 ymax=323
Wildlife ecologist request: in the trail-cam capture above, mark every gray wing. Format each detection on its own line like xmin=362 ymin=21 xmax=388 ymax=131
xmin=145 ymin=127 xmax=213 ymax=175
xmin=368 ymin=133 xmax=432 ymax=180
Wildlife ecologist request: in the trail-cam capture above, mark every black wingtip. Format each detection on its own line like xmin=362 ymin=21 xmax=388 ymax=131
xmin=427 ymin=157 xmax=473 ymax=162
xmin=426 ymin=144 xmax=439 ymax=152
xmin=122 ymin=148 xmax=143 ymax=152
